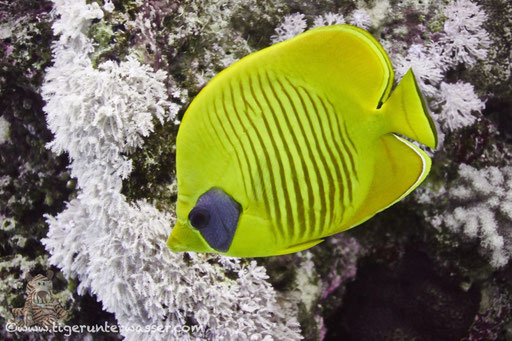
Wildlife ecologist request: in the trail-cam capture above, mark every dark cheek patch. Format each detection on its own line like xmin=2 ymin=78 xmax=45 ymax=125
xmin=191 ymin=188 xmax=241 ymax=252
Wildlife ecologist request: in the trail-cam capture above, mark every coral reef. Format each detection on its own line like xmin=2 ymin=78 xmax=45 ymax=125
xmin=2 ymin=0 xmax=512 ymax=339
xmin=40 ymin=1 xmax=301 ymax=340
xmin=421 ymin=164 xmax=512 ymax=267
xmin=0 ymin=0 xmax=75 ymax=335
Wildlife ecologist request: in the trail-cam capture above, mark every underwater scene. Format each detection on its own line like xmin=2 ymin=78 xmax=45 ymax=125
xmin=0 ymin=0 xmax=511 ymax=340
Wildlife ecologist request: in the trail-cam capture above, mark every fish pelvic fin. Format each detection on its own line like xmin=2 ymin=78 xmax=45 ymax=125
xmin=381 ymin=69 xmax=438 ymax=149
xmin=274 ymin=239 xmax=324 ymax=256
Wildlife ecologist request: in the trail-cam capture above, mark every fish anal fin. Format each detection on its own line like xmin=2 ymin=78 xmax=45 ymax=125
xmin=341 ymin=134 xmax=431 ymax=230
xmin=274 ymin=239 xmax=324 ymax=256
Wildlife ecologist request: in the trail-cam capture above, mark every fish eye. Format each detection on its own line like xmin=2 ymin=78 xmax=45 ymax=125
xmin=188 ymin=207 xmax=210 ymax=229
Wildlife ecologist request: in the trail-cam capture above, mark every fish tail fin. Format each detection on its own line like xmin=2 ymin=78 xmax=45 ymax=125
xmin=380 ymin=69 xmax=438 ymax=149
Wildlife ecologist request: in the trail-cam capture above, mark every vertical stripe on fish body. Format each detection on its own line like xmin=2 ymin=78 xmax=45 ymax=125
xmin=168 ymin=24 xmax=437 ymax=257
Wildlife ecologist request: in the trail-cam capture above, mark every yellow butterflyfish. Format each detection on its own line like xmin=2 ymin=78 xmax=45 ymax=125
xmin=167 ymin=24 xmax=437 ymax=257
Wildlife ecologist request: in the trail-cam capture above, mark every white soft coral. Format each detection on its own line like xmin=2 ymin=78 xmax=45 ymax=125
xmin=312 ymin=12 xmax=345 ymax=28
xmin=439 ymin=0 xmax=491 ymax=67
xmin=349 ymin=9 xmax=372 ymax=29
xmin=393 ymin=44 xmax=445 ymax=98
xmin=432 ymin=165 xmax=512 ymax=268
xmin=436 ymin=81 xmax=485 ymax=131
xmin=271 ymin=13 xmax=307 ymax=43
xmin=42 ymin=0 xmax=301 ymax=340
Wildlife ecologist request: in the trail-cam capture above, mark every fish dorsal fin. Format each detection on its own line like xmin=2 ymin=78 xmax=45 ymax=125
xmin=257 ymin=25 xmax=395 ymax=108
xmin=339 ymin=134 xmax=431 ymax=231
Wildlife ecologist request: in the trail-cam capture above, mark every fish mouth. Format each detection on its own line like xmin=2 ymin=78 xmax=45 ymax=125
xmin=167 ymin=232 xmax=188 ymax=252
xmin=167 ymin=220 xmax=212 ymax=253
xmin=167 ymin=218 xmax=186 ymax=252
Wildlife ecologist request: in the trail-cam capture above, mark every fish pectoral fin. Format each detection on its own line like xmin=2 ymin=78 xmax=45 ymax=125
xmin=342 ymin=133 xmax=431 ymax=230
xmin=274 ymin=239 xmax=324 ymax=255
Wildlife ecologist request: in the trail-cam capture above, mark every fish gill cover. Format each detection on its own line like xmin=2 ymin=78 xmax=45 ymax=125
xmin=0 ymin=0 xmax=511 ymax=340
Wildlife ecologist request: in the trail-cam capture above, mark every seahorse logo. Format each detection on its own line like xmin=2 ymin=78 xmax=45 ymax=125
xmin=9 ymin=270 xmax=69 ymax=328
